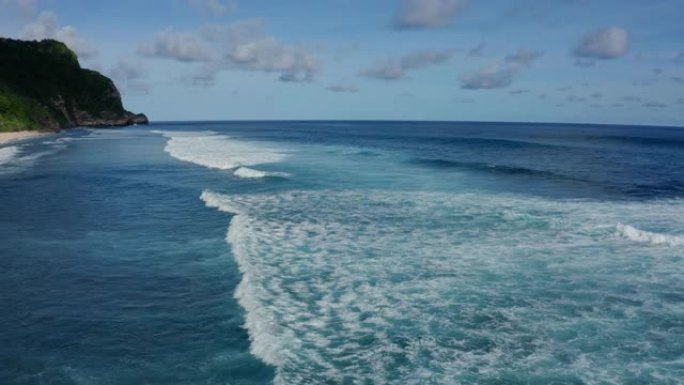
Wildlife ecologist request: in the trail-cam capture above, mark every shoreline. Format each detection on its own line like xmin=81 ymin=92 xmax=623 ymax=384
xmin=0 ymin=131 xmax=54 ymax=146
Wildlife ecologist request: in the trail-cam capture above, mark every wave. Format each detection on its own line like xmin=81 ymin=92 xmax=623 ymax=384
xmin=200 ymin=190 xmax=285 ymax=371
xmin=411 ymin=157 xmax=576 ymax=181
xmin=233 ymin=167 xmax=289 ymax=179
xmin=201 ymin=188 xmax=684 ymax=384
xmin=616 ymin=223 xmax=684 ymax=246
xmin=0 ymin=145 xmax=61 ymax=173
xmin=0 ymin=146 xmax=20 ymax=166
xmin=156 ymin=130 xmax=286 ymax=170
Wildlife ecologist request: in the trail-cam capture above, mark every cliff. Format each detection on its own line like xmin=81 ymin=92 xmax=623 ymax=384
xmin=0 ymin=37 xmax=148 ymax=132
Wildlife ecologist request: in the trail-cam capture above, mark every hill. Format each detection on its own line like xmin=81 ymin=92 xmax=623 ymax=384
xmin=0 ymin=37 xmax=147 ymax=132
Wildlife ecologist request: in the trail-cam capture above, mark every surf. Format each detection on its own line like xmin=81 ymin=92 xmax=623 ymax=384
xmin=0 ymin=145 xmax=19 ymax=165
xmin=155 ymin=130 xmax=287 ymax=172
xmin=201 ymin=186 xmax=684 ymax=384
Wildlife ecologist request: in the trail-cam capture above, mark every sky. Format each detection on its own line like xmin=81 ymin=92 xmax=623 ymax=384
xmin=1 ymin=0 xmax=683 ymax=125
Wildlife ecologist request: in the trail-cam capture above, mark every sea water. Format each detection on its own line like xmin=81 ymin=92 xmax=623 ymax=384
xmin=1 ymin=122 xmax=683 ymax=384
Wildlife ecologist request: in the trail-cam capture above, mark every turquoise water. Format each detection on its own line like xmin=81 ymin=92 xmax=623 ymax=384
xmin=1 ymin=122 xmax=683 ymax=384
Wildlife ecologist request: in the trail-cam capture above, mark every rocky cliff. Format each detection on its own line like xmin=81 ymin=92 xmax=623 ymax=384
xmin=0 ymin=37 xmax=147 ymax=132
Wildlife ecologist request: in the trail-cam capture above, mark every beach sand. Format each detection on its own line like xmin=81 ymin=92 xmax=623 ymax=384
xmin=0 ymin=131 xmax=52 ymax=146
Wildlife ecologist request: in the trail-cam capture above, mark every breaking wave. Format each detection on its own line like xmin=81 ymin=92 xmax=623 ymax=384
xmin=233 ymin=167 xmax=289 ymax=179
xmin=201 ymin=188 xmax=684 ymax=384
xmin=156 ymin=130 xmax=286 ymax=171
xmin=616 ymin=223 xmax=684 ymax=246
xmin=0 ymin=146 xmax=19 ymax=166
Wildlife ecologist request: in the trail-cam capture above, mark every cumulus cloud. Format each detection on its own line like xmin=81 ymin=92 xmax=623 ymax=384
xmin=187 ymin=0 xmax=237 ymax=16
xmin=138 ymin=29 xmax=212 ymax=62
xmin=327 ymin=85 xmax=359 ymax=93
xmin=360 ymin=49 xmax=453 ymax=80
xmin=108 ymin=59 xmax=150 ymax=94
xmin=574 ymin=27 xmax=629 ymax=59
xmin=21 ymin=11 xmax=96 ymax=58
xmin=461 ymin=63 xmax=515 ymax=89
xmin=393 ymin=0 xmax=467 ymax=29
xmin=201 ymin=19 xmax=319 ymax=82
xmin=360 ymin=61 xmax=404 ymax=80
xmin=161 ymin=19 xmax=319 ymax=85
xmin=461 ymin=48 xmax=542 ymax=90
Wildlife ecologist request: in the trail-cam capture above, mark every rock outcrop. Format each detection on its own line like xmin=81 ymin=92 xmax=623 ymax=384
xmin=0 ymin=37 xmax=148 ymax=132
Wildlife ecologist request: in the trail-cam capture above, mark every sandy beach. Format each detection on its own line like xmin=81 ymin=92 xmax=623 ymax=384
xmin=0 ymin=131 xmax=52 ymax=146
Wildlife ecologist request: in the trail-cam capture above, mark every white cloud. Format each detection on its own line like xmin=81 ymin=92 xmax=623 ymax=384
xmin=21 ymin=11 xmax=96 ymax=58
xmin=360 ymin=61 xmax=405 ymax=80
xmin=201 ymin=19 xmax=319 ymax=82
xmin=393 ymin=0 xmax=468 ymax=29
xmin=170 ymin=19 xmax=319 ymax=86
xmin=461 ymin=48 xmax=542 ymax=90
xmin=575 ymin=27 xmax=629 ymax=59
xmin=187 ymin=0 xmax=237 ymax=16
xmin=461 ymin=63 xmax=515 ymax=89
xmin=360 ymin=49 xmax=453 ymax=80
xmin=138 ymin=29 xmax=212 ymax=62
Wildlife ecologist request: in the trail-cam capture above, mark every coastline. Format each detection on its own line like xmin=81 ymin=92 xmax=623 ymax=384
xmin=0 ymin=131 xmax=53 ymax=146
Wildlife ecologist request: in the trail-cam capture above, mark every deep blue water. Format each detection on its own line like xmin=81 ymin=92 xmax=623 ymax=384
xmin=1 ymin=121 xmax=683 ymax=384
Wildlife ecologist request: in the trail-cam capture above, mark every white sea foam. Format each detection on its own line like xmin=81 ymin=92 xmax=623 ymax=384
xmin=0 ymin=146 xmax=20 ymax=166
xmin=616 ymin=223 xmax=684 ymax=246
xmin=233 ymin=167 xmax=289 ymax=179
xmin=156 ymin=130 xmax=286 ymax=170
xmin=201 ymin=188 xmax=684 ymax=384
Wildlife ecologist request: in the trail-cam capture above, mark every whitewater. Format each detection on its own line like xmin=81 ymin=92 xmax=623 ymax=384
xmin=1 ymin=122 xmax=683 ymax=384
xmin=156 ymin=126 xmax=684 ymax=384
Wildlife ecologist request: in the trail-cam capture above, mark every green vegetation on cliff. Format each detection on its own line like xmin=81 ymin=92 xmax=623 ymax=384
xmin=0 ymin=38 xmax=147 ymax=132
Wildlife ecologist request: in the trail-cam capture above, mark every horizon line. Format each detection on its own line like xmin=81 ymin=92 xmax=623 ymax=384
xmin=145 ymin=119 xmax=684 ymax=130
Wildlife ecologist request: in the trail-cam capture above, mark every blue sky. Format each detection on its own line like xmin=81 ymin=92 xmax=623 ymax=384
xmin=1 ymin=0 xmax=683 ymax=125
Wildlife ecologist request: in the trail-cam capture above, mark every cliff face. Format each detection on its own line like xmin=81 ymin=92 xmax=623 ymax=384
xmin=0 ymin=38 xmax=148 ymax=132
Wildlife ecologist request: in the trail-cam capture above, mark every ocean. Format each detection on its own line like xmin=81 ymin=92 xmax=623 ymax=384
xmin=1 ymin=121 xmax=683 ymax=384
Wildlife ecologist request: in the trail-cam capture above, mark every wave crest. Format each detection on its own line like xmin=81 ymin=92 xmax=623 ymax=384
xmin=616 ymin=223 xmax=684 ymax=246
xmin=234 ymin=167 xmax=289 ymax=179
xmin=156 ymin=130 xmax=286 ymax=170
